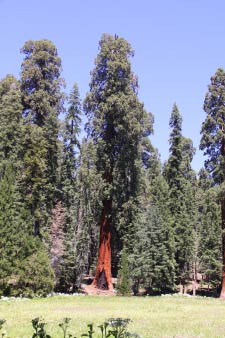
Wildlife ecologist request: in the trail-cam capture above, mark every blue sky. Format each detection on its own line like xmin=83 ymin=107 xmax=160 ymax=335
xmin=1 ymin=0 xmax=225 ymax=172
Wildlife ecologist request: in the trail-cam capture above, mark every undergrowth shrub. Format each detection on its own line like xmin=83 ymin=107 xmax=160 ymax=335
xmin=0 ymin=317 xmax=141 ymax=338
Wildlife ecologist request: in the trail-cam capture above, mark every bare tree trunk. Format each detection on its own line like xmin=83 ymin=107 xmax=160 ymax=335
xmin=92 ymin=199 xmax=113 ymax=290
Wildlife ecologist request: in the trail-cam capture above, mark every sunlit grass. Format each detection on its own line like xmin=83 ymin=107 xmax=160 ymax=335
xmin=1 ymin=294 xmax=225 ymax=337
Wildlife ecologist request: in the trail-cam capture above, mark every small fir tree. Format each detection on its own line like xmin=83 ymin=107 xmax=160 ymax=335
xmin=116 ymin=250 xmax=131 ymax=296
xmin=0 ymin=163 xmax=54 ymax=296
xmin=130 ymin=203 xmax=175 ymax=295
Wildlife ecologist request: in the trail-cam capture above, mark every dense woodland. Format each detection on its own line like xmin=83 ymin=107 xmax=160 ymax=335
xmin=0 ymin=33 xmax=224 ymax=298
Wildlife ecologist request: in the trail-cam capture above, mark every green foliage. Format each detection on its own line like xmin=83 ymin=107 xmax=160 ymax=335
xmin=59 ymin=318 xmax=72 ymax=338
xmin=21 ymin=124 xmax=48 ymax=236
xmin=103 ymin=318 xmax=138 ymax=338
xmin=200 ymin=68 xmax=225 ymax=184
xmin=15 ymin=247 xmax=55 ymax=297
xmin=164 ymin=103 xmax=196 ymax=286
xmin=200 ymin=68 xmax=225 ymax=293
xmin=32 ymin=317 xmax=51 ymax=338
xmin=198 ymin=183 xmax=222 ymax=287
xmin=32 ymin=318 xmax=138 ymax=338
xmin=60 ymin=83 xmax=81 ymax=201
xmin=129 ymin=204 xmax=175 ymax=295
xmin=0 ymin=75 xmax=23 ymax=171
xmin=81 ymin=323 xmax=95 ymax=338
xmin=84 ymin=33 xmax=154 ymax=274
xmin=20 ymin=39 xmax=64 ymax=235
xmin=0 ymin=164 xmax=34 ymax=296
xmin=20 ymin=39 xmax=63 ymax=126
xmin=0 ymin=316 xmax=142 ymax=338
xmin=116 ymin=250 xmax=131 ymax=296
xmin=0 ymin=164 xmax=54 ymax=297
xmin=58 ymin=84 xmax=82 ymax=291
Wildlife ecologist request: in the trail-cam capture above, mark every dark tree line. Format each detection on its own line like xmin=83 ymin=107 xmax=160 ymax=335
xmin=0 ymin=34 xmax=223 ymax=297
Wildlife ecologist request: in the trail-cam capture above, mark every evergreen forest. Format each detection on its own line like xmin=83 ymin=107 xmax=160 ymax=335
xmin=1 ymin=33 xmax=225 ymax=298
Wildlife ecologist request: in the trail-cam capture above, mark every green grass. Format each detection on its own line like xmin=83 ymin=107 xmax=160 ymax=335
xmin=1 ymin=294 xmax=225 ymax=337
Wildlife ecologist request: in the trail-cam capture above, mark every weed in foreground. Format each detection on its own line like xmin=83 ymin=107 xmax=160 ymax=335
xmin=0 ymin=317 xmax=140 ymax=338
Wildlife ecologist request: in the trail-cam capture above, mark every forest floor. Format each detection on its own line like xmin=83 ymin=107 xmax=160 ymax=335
xmin=1 ymin=294 xmax=225 ymax=337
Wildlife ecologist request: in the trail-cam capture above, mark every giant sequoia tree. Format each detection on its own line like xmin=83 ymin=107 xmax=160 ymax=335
xmin=0 ymin=75 xmax=23 ymax=171
xmin=200 ymin=68 xmax=225 ymax=298
xmin=84 ymin=34 xmax=153 ymax=290
xmin=20 ymin=39 xmax=64 ymax=235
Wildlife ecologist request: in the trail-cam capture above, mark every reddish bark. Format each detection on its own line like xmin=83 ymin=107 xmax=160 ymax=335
xmin=92 ymin=198 xmax=113 ymax=290
xmin=220 ymin=139 xmax=225 ymax=298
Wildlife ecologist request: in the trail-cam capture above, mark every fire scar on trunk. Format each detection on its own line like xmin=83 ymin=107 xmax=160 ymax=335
xmin=92 ymin=199 xmax=113 ymax=291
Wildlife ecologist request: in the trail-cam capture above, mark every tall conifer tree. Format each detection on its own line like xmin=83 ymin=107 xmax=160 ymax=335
xmin=165 ymin=104 xmax=196 ymax=290
xmin=58 ymin=84 xmax=82 ymax=291
xmin=20 ymin=39 xmax=64 ymax=236
xmin=84 ymin=34 xmax=153 ymax=290
xmin=198 ymin=176 xmax=222 ymax=289
xmin=200 ymin=68 xmax=225 ymax=297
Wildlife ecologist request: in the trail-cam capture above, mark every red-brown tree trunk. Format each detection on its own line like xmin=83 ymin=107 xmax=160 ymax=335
xmin=92 ymin=198 xmax=113 ymax=290
xmin=220 ymin=139 xmax=225 ymax=298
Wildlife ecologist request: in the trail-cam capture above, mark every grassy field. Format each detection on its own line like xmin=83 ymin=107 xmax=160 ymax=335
xmin=1 ymin=294 xmax=225 ymax=337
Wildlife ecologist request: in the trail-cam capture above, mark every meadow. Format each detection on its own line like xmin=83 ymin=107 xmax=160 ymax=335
xmin=1 ymin=294 xmax=225 ymax=338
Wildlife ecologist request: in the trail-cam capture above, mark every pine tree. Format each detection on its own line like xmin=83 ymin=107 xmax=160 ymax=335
xmin=84 ymin=34 xmax=153 ymax=290
xmin=150 ymin=175 xmax=176 ymax=291
xmin=60 ymin=83 xmax=81 ymax=198
xmin=60 ymin=83 xmax=81 ymax=230
xmin=129 ymin=134 xmax=176 ymax=295
xmin=164 ymin=103 xmax=196 ymax=291
xmin=198 ymin=184 xmax=222 ymax=290
xmin=59 ymin=138 xmax=102 ymax=292
xmin=200 ymin=68 xmax=225 ymax=297
xmin=129 ymin=177 xmax=175 ymax=295
xmin=0 ymin=164 xmax=54 ymax=296
xmin=74 ymin=139 xmax=103 ymax=287
xmin=116 ymin=249 xmax=131 ymax=296
xmin=58 ymin=84 xmax=82 ymax=291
